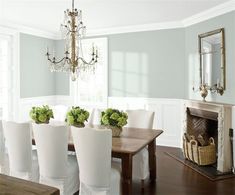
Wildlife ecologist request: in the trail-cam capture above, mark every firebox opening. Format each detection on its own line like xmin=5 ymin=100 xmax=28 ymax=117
xmin=186 ymin=107 xmax=218 ymax=166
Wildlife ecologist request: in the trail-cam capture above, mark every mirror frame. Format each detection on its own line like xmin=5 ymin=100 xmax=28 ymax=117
xmin=198 ymin=28 xmax=226 ymax=90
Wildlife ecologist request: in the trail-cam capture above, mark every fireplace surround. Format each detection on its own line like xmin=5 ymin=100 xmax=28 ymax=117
xmin=183 ymin=100 xmax=233 ymax=173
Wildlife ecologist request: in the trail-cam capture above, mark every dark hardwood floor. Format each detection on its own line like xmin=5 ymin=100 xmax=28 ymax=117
xmin=132 ymin=146 xmax=235 ymax=195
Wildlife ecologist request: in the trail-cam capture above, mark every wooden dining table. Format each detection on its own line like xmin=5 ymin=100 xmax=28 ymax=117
xmin=32 ymin=125 xmax=163 ymax=195
xmin=0 ymin=174 xmax=60 ymax=195
xmin=68 ymin=126 xmax=163 ymax=195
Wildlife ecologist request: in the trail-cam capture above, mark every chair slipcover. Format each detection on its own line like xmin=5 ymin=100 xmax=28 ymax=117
xmin=2 ymin=121 xmax=39 ymax=181
xmin=32 ymin=123 xmax=79 ymax=195
xmin=51 ymin=105 xmax=69 ymax=122
xmin=91 ymin=108 xmax=103 ymax=125
xmin=71 ymin=127 xmax=121 ymax=195
xmin=0 ymin=120 xmax=8 ymax=174
xmin=126 ymin=110 xmax=155 ymax=180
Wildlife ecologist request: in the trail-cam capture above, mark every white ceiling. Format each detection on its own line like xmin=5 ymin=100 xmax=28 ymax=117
xmin=0 ymin=0 xmax=232 ymax=36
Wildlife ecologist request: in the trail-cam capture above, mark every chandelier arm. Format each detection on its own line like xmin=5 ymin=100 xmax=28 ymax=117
xmin=77 ymin=57 xmax=96 ymax=65
xmin=47 ymin=56 xmax=67 ymax=64
xmin=77 ymin=27 xmax=84 ymax=33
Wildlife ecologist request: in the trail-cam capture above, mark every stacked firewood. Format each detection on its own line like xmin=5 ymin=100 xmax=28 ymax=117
xmin=184 ymin=133 xmax=210 ymax=146
xmin=183 ymin=133 xmax=216 ymax=165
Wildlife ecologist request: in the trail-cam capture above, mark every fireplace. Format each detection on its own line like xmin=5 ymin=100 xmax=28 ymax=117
xmin=186 ymin=108 xmax=218 ymax=153
xmin=182 ymin=100 xmax=233 ymax=173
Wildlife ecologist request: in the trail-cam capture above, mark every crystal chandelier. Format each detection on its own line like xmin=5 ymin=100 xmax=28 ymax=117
xmin=46 ymin=0 xmax=98 ymax=81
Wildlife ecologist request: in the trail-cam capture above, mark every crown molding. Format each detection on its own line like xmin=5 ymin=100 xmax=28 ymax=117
xmin=0 ymin=21 xmax=60 ymax=40
xmin=182 ymin=0 xmax=235 ymax=27
xmin=83 ymin=0 xmax=235 ymax=37
xmin=86 ymin=21 xmax=184 ymax=37
xmin=1 ymin=1 xmax=235 ymax=39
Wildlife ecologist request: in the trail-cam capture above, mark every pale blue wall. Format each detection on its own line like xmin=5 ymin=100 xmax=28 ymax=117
xmin=186 ymin=11 xmax=235 ymax=104
xmin=20 ymin=34 xmax=69 ymax=98
xmin=55 ymin=40 xmax=70 ymax=95
xmin=108 ymin=29 xmax=186 ymax=98
xmin=20 ymin=33 xmax=56 ymax=98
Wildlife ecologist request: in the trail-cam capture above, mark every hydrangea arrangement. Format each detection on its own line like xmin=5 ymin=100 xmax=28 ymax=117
xmin=101 ymin=108 xmax=128 ymax=129
xmin=65 ymin=106 xmax=89 ymax=127
xmin=30 ymin=105 xmax=54 ymax=124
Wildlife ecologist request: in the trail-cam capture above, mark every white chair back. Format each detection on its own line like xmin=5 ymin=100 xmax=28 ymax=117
xmin=0 ymin=120 xmax=5 ymax=170
xmin=71 ymin=127 xmax=112 ymax=189
xmin=85 ymin=108 xmax=94 ymax=125
xmin=126 ymin=110 xmax=155 ymax=129
xmin=32 ymin=123 xmax=68 ymax=178
xmin=125 ymin=110 xmax=155 ymax=181
xmin=91 ymin=109 xmax=103 ymax=125
xmin=2 ymin=121 xmax=32 ymax=173
xmin=52 ymin=105 xmax=69 ymax=121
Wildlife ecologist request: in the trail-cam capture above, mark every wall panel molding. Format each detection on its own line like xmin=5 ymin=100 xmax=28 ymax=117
xmin=19 ymin=96 xmax=184 ymax=147
xmin=108 ymin=97 xmax=184 ymax=147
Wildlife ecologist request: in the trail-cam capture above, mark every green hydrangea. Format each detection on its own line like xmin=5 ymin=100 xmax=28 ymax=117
xmin=29 ymin=105 xmax=54 ymax=124
xmin=65 ymin=106 xmax=89 ymax=127
xmin=101 ymin=108 xmax=128 ymax=128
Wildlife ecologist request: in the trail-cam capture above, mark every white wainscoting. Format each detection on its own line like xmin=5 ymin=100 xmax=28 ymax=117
xmin=19 ymin=96 xmax=55 ymax=121
xmin=19 ymin=95 xmax=183 ymax=147
xmin=18 ymin=95 xmax=72 ymax=122
xmin=108 ymin=97 xmax=184 ymax=147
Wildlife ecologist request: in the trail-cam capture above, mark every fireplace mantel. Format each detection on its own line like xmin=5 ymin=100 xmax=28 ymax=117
xmin=183 ymin=100 xmax=232 ymax=173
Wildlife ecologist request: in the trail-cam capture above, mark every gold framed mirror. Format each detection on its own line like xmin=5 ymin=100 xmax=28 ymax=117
xmin=198 ymin=28 xmax=226 ymax=100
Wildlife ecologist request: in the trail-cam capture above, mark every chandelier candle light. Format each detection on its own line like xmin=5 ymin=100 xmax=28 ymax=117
xmin=46 ymin=0 xmax=98 ymax=81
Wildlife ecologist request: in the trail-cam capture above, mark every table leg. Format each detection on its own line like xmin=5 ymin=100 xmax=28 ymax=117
xmin=121 ymin=153 xmax=132 ymax=195
xmin=148 ymin=139 xmax=156 ymax=181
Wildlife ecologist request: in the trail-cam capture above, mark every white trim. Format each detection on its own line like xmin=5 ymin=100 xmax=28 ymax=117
xmin=86 ymin=0 xmax=235 ymax=36
xmin=18 ymin=95 xmax=56 ymax=121
xmin=0 ymin=26 xmax=20 ymax=121
xmin=0 ymin=22 xmax=60 ymax=40
xmin=18 ymin=95 xmax=184 ymax=147
xmin=55 ymin=95 xmax=72 ymax=106
xmin=19 ymin=95 xmax=56 ymax=105
xmin=182 ymin=0 xmax=235 ymax=27
xmin=86 ymin=21 xmax=184 ymax=36
xmin=12 ymin=32 xmax=20 ymax=121
xmin=108 ymin=97 xmax=184 ymax=147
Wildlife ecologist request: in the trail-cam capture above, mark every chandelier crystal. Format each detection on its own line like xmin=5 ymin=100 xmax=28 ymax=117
xmin=46 ymin=0 xmax=98 ymax=81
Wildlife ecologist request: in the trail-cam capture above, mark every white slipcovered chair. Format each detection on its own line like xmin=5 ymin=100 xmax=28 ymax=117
xmin=32 ymin=123 xmax=79 ymax=195
xmin=0 ymin=120 xmax=5 ymax=172
xmin=51 ymin=105 xmax=69 ymax=122
xmin=91 ymin=108 xmax=103 ymax=125
xmin=2 ymin=121 xmax=38 ymax=181
xmin=0 ymin=120 xmax=8 ymax=174
xmin=126 ymin=110 xmax=155 ymax=186
xmin=71 ymin=127 xmax=121 ymax=195
xmin=85 ymin=108 xmax=94 ymax=125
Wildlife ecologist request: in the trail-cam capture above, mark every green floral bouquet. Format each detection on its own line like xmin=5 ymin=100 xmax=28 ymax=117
xmin=101 ymin=108 xmax=128 ymax=136
xmin=65 ymin=106 xmax=89 ymax=127
xmin=30 ymin=105 xmax=54 ymax=124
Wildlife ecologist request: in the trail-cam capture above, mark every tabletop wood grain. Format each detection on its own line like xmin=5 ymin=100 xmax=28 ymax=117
xmin=111 ymin=127 xmax=163 ymax=154
xmin=0 ymin=174 xmax=60 ymax=195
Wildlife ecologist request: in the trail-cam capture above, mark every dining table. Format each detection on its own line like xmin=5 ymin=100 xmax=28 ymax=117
xmin=68 ymin=126 xmax=163 ymax=195
xmin=32 ymin=124 xmax=163 ymax=195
